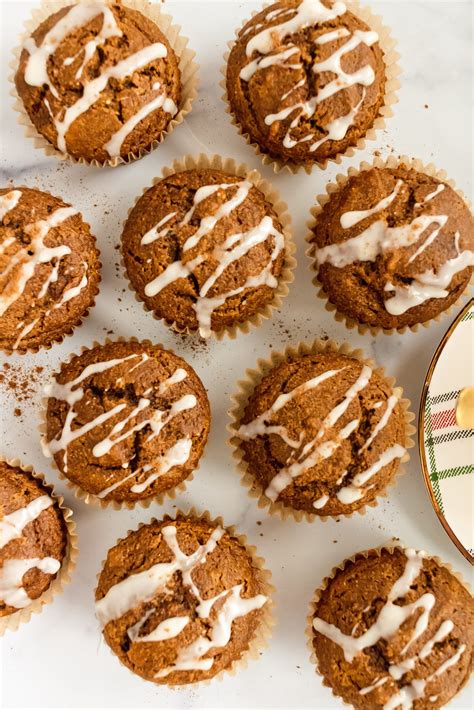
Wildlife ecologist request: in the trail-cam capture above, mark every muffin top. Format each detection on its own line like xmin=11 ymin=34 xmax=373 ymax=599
xmin=311 ymin=547 xmax=474 ymax=709
xmin=95 ymin=516 xmax=268 ymax=684
xmin=0 ymin=187 xmax=100 ymax=352
xmin=0 ymin=461 xmax=67 ymax=616
xmin=310 ymin=166 xmax=474 ymax=329
xmin=235 ymin=350 xmax=406 ymax=516
xmin=121 ymin=168 xmax=286 ymax=337
xmin=15 ymin=2 xmax=181 ymax=163
xmin=226 ymin=0 xmax=386 ymax=165
xmin=42 ymin=341 xmax=210 ymax=503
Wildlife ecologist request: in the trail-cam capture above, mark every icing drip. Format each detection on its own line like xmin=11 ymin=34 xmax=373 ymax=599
xmin=313 ymin=494 xmax=329 ymax=509
xmin=336 ymin=443 xmax=406 ymax=504
xmin=359 ymin=394 xmax=399 ymax=452
xmin=313 ymin=549 xmax=435 ymax=663
xmin=0 ymin=557 xmax=60 ymax=608
xmin=240 ymin=0 xmax=378 ymax=153
xmin=96 ymin=524 xmax=267 ymax=677
xmin=245 ymin=0 xmax=346 ymax=56
xmin=0 ymin=495 xmax=53 ymax=549
xmin=23 ymin=3 xmax=169 ymax=156
xmin=143 ymin=178 xmax=285 ymax=338
xmin=237 ymin=367 xmax=344 ymax=448
xmin=340 ymin=181 xmax=403 ymax=229
xmin=316 ymin=213 xmax=450 ymax=269
xmin=415 ymin=183 xmax=446 ymax=207
xmin=104 ymin=83 xmax=177 ymax=158
xmin=384 ymin=232 xmax=474 ymax=315
xmin=265 ymin=365 xmax=372 ymax=501
xmin=0 ymin=206 xmax=77 ymax=317
xmin=0 ymin=190 xmax=22 ymax=221
xmin=43 ymin=355 xmax=196 ymax=494
xmin=96 ymin=526 xmax=225 ymax=627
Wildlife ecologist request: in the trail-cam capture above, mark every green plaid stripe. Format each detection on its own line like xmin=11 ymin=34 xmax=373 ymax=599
xmin=424 ymin=392 xmax=444 ymax=514
xmin=435 ymin=465 xmax=474 ymax=480
xmin=426 ymin=429 xmax=474 ymax=446
xmin=431 ymin=389 xmax=460 ymax=405
xmin=461 ymin=309 xmax=474 ymax=321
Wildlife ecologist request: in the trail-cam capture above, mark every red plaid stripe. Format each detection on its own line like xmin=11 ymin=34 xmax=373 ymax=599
xmin=431 ymin=408 xmax=456 ymax=431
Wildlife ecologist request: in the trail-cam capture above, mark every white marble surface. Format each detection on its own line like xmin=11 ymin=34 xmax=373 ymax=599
xmin=0 ymin=1 xmax=472 ymax=708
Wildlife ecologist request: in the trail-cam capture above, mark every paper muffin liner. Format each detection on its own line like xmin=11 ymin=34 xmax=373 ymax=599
xmin=9 ymin=0 xmax=199 ymax=168
xmin=120 ymin=152 xmax=296 ymax=340
xmin=305 ymin=543 xmax=473 ymax=708
xmin=228 ymin=338 xmax=416 ymax=523
xmin=306 ymin=153 xmax=474 ymax=335
xmin=38 ymin=336 xmax=210 ymax=510
xmin=0 ymin=455 xmax=78 ymax=635
xmin=0 ymin=186 xmax=101 ymax=356
xmin=221 ymin=0 xmax=401 ymax=174
xmin=94 ymin=508 xmax=275 ymax=687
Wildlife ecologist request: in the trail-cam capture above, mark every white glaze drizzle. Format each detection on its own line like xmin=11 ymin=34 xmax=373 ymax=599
xmin=96 ymin=524 xmax=267 ymax=676
xmin=265 ymin=365 xmax=372 ymax=501
xmin=143 ymin=179 xmax=284 ymax=338
xmin=245 ymin=0 xmax=346 ymax=56
xmin=96 ymin=526 xmax=225 ymax=627
xmin=239 ymin=46 xmax=301 ymax=82
xmin=0 ymin=557 xmax=60 ymax=608
xmin=141 ymin=211 xmax=177 ymax=246
xmin=384 ymin=232 xmax=474 ymax=315
xmin=415 ymin=183 xmax=446 ymax=207
xmin=313 ymin=549 xmax=435 ymax=663
xmin=336 ymin=443 xmax=406 ymax=504
xmin=313 ymin=494 xmax=329 ymax=509
xmin=23 ymin=3 xmax=169 ymax=156
xmin=0 ymin=206 xmax=77 ymax=317
xmin=0 ymin=495 xmax=53 ymax=549
xmin=0 ymin=190 xmax=22 ymax=221
xmin=237 ymin=367 xmax=344 ymax=448
xmin=104 ymin=83 xmax=177 ymax=158
xmin=43 ymin=355 xmax=195 ymax=495
xmin=359 ymin=393 xmax=399 ymax=452
xmin=340 ymin=181 xmax=403 ymax=229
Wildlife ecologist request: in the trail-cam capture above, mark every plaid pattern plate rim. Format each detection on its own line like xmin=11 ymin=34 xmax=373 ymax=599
xmin=419 ymin=298 xmax=474 ymax=565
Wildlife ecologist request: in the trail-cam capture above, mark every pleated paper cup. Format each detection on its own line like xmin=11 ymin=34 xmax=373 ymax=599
xmin=221 ymin=0 xmax=401 ymax=174
xmin=0 ymin=187 xmax=101 ymax=355
xmin=38 ymin=337 xmax=210 ymax=510
xmin=10 ymin=0 xmax=198 ymax=167
xmin=120 ymin=152 xmax=296 ymax=339
xmin=94 ymin=508 xmax=275 ymax=687
xmin=228 ymin=338 xmax=416 ymax=522
xmin=306 ymin=544 xmax=473 ymax=708
xmin=306 ymin=154 xmax=474 ymax=336
xmin=0 ymin=456 xmax=77 ymax=635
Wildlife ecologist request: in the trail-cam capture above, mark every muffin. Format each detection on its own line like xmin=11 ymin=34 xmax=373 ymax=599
xmin=0 ymin=187 xmax=100 ymax=353
xmin=308 ymin=164 xmax=474 ymax=331
xmin=121 ymin=167 xmax=287 ymax=337
xmin=231 ymin=344 xmax=409 ymax=518
xmin=0 ymin=461 xmax=68 ymax=619
xmin=309 ymin=546 xmax=474 ymax=709
xmin=41 ymin=340 xmax=210 ymax=506
xmin=15 ymin=2 xmax=182 ymax=163
xmin=226 ymin=0 xmax=388 ymax=168
xmin=95 ymin=513 xmax=271 ymax=684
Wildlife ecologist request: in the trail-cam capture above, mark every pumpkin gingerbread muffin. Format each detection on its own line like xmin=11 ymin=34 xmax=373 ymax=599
xmin=15 ymin=2 xmax=181 ymax=162
xmin=95 ymin=514 xmax=272 ymax=684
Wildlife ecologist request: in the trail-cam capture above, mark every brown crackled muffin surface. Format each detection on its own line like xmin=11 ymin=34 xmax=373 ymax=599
xmin=309 ymin=165 xmax=474 ymax=330
xmin=15 ymin=2 xmax=181 ymax=163
xmin=226 ymin=0 xmax=386 ymax=166
xmin=311 ymin=547 xmax=474 ymax=709
xmin=121 ymin=168 xmax=286 ymax=337
xmin=95 ymin=515 xmax=270 ymax=684
xmin=234 ymin=349 xmax=407 ymax=516
xmin=0 ymin=187 xmax=100 ymax=352
xmin=42 ymin=341 xmax=210 ymax=504
xmin=0 ymin=461 xmax=67 ymax=616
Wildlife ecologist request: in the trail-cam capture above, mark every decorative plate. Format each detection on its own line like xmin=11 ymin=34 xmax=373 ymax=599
xmin=419 ymin=299 xmax=474 ymax=564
